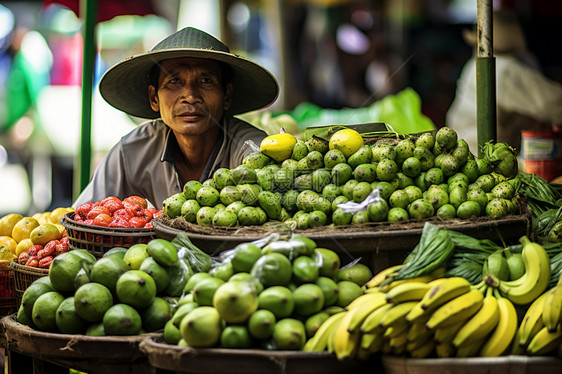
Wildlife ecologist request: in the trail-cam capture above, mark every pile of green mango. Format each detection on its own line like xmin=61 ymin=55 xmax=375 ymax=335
xmin=161 ymin=126 xmax=521 ymax=229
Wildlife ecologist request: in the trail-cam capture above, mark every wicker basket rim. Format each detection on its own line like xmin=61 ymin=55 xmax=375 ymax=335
xmin=9 ymin=261 xmax=50 ymax=275
xmin=62 ymin=212 xmax=155 ymax=236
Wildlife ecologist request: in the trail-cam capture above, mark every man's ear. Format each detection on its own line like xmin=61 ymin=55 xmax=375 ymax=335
xmin=223 ymin=83 xmax=233 ymax=111
xmin=148 ymin=85 xmax=159 ymax=112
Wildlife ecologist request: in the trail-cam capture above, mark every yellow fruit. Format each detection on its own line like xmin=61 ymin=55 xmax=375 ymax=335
xmin=30 ymin=223 xmax=62 ymax=246
xmin=37 ymin=212 xmax=52 ymax=225
xmin=260 ymin=133 xmax=297 ymax=162
xmin=12 ymin=217 xmax=40 ymax=243
xmin=15 ymin=238 xmax=34 ymax=256
xmin=50 ymin=207 xmax=73 ymax=225
xmin=0 ymin=236 xmax=17 ymax=257
xmin=329 ymin=129 xmax=364 ymax=158
xmin=0 ymin=213 xmax=24 ymax=236
xmin=0 ymin=248 xmax=16 ymax=261
xmin=54 ymin=224 xmax=66 ymax=234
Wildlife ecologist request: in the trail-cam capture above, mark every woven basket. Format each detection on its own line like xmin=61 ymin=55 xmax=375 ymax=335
xmin=9 ymin=260 xmax=49 ymax=308
xmin=62 ymin=212 xmax=156 ymax=258
xmin=0 ymin=261 xmax=18 ymax=316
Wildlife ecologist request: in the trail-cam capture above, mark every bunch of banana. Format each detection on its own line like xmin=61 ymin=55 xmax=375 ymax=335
xmin=512 ymin=277 xmax=562 ymax=356
xmin=542 ymin=277 xmax=562 ymax=333
xmin=496 ymin=236 xmax=551 ymax=305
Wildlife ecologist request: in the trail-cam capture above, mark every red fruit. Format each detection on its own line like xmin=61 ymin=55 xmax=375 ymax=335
xmin=28 ymin=244 xmax=43 ymax=257
xmin=144 ymin=222 xmax=153 ymax=229
xmin=38 ymin=256 xmax=54 ymax=268
xmin=153 ymin=210 xmax=163 ymax=217
xmin=87 ymin=205 xmax=111 ymax=220
xmin=74 ymin=214 xmax=84 ymax=222
xmin=101 ymin=196 xmax=122 ymax=205
xmin=55 ymin=241 xmax=69 ymax=256
xmin=60 ymin=237 xmax=69 ymax=246
xmin=143 ymin=208 xmax=154 ymax=222
xmin=113 ymin=208 xmax=133 ymax=221
xmin=18 ymin=252 xmax=29 ymax=265
xmin=93 ymin=213 xmax=112 ymax=227
xmin=103 ymin=198 xmax=124 ymax=214
xmin=84 ymin=219 xmax=94 ymax=225
xmin=109 ymin=217 xmax=132 ymax=228
xmin=38 ymin=240 xmax=57 ymax=258
xmin=124 ymin=195 xmax=148 ymax=209
xmin=75 ymin=202 xmax=94 ymax=219
xmin=129 ymin=216 xmax=148 ymax=228
xmin=26 ymin=256 xmax=39 ymax=267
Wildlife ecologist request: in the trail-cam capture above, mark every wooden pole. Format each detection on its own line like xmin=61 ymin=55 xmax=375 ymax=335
xmin=476 ymin=0 xmax=496 ymax=156
xmin=75 ymin=0 xmax=98 ymax=199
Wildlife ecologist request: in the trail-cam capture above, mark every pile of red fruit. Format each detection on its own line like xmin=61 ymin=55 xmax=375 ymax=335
xmin=73 ymin=196 xmax=161 ymax=229
xmin=17 ymin=236 xmax=69 ymax=268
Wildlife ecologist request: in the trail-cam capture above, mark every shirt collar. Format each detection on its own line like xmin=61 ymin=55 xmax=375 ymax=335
xmin=160 ymin=121 xmax=226 ymax=182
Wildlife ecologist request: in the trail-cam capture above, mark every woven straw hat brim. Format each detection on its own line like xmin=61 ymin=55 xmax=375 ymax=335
xmin=99 ymin=48 xmax=279 ymax=119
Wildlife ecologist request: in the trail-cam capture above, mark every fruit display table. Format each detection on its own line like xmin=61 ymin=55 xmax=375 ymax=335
xmin=382 ymin=355 xmax=562 ymax=374
xmin=153 ymin=211 xmax=531 ymax=274
xmin=139 ymin=334 xmax=382 ymax=374
xmin=1 ymin=314 xmax=154 ymax=374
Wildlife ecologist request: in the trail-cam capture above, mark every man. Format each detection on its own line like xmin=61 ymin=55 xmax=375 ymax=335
xmin=446 ymin=9 xmax=562 ymax=154
xmin=73 ymin=27 xmax=279 ymax=209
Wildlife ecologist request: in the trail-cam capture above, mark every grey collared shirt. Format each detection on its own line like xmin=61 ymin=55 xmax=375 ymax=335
xmin=73 ymin=117 xmax=266 ymax=209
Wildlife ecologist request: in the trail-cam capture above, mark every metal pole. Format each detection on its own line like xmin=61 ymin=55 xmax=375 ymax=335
xmin=75 ymin=0 xmax=98 ymax=199
xmin=476 ymin=0 xmax=496 ymax=157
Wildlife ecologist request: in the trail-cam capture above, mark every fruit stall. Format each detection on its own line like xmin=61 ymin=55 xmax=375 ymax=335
xmin=1 ymin=122 xmax=562 ymax=374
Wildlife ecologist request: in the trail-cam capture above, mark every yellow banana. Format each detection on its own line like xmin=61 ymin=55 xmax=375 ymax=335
xmin=360 ymin=303 xmax=393 ymax=334
xmin=436 ymin=342 xmax=456 ymax=358
xmin=331 ymin=310 xmax=361 ymax=360
xmin=379 ymin=301 xmax=419 ymax=330
xmin=381 ymin=274 xmax=436 ymax=292
xmin=381 ymin=341 xmax=392 ymax=354
xmin=405 ymin=329 xmax=433 ymax=352
xmin=389 ymin=330 xmax=408 ymax=349
xmin=356 ymin=333 xmax=381 ymax=360
xmin=452 ymin=288 xmax=500 ymax=348
xmin=407 ymin=322 xmax=431 ymax=343
xmin=346 ymin=293 xmax=389 ymax=333
xmin=480 ymin=292 xmax=518 ymax=357
xmin=346 ymin=290 xmax=386 ymax=310
xmin=369 ymin=332 xmax=385 ymax=354
xmin=360 ymin=331 xmax=381 ymax=351
xmin=433 ymin=319 xmax=465 ymax=344
xmin=303 ymin=311 xmax=346 ymax=352
xmin=364 ymin=286 xmax=382 ymax=294
xmin=411 ymin=277 xmax=472 ymax=319
xmin=526 ymin=325 xmax=562 ymax=356
xmin=498 ymin=237 xmax=551 ymax=305
xmin=383 ymin=321 xmax=409 ymax=339
xmin=426 ymin=289 xmax=484 ymax=331
xmin=542 ymin=284 xmax=562 ymax=332
xmin=385 ymin=282 xmax=430 ymax=304
xmin=456 ymin=336 xmax=486 ymax=358
xmin=518 ymin=291 xmax=548 ymax=348
xmin=366 ymin=265 xmax=403 ymax=288
xmin=409 ymin=339 xmax=435 ymax=358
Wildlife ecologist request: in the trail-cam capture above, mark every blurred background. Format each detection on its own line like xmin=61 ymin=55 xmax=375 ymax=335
xmin=0 ymin=0 xmax=561 ymax=216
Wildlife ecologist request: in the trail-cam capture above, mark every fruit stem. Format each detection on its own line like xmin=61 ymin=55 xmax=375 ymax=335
xmin=519 ymin=236 xmax=531 ymax=247
xmin=484 ymin=274 xmax=500 ymax=289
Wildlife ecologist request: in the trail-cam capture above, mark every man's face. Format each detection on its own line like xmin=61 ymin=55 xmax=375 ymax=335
xmin=149 ymin=57 xmax=233 ymax=136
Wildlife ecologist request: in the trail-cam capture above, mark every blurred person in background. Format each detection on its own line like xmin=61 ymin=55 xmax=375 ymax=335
xmin=446 ymin=9 xmax=562 ymax=154
xmin=72 ymin=27 xmax=278 ymax=209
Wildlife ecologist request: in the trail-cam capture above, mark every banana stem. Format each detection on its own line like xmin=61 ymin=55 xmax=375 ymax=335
xmin=484 ymin=274 xmax=500 ymax=289
xmin=519 ymin=236 xmax=531 ymax=247
xmin=503 ymin=248 xmax=512 ymax=259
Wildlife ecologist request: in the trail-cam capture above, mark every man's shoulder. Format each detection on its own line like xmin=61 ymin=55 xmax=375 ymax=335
xmin=120 ymin=119 xmax=168 ymax=145
xmin=226 ymin=117 xmax=267 ymax=137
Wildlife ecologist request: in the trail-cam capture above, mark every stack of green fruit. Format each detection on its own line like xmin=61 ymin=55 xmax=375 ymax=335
xmin=15 ymin=239 xmax=191 ymax=336
xmin=161 ymin=126 xmax=521 ymax=229
xmin=163 ymin=236 xmax=374 ymax=350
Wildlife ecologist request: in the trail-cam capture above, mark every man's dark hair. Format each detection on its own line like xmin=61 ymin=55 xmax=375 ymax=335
xmin=147 ymin=61 xmax=234 ymax=92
